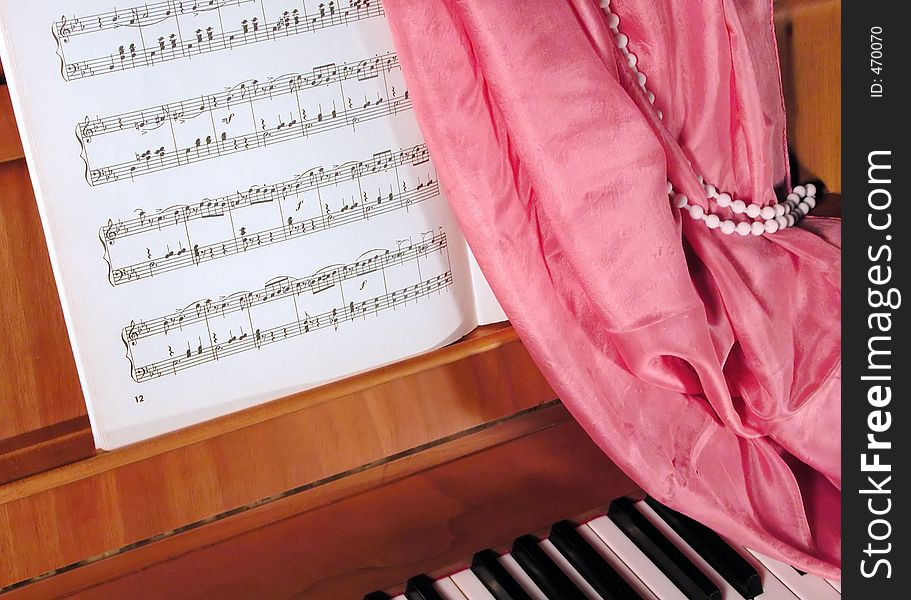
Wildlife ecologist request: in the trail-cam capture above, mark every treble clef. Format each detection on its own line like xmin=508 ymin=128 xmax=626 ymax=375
xmin=58 ymin=15 xmax=72 ymax=42
xmin=81 ymin=118 xmax=96 ymax=141
xmin=125 ymin=320 xmax=141 ymax=345
xmin=103 ymin=218 xmax=122 ymax=243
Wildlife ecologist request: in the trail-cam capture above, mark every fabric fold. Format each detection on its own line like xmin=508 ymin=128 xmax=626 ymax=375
xmin=384 ymin=0 xmax=841 ymax=577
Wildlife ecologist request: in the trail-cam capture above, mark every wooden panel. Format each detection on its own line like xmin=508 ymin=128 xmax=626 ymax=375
xmin=776 ymin=0 xmax=841 ymax=192
xmin=6 ymin=406 xmax=638 ymax=599
xmin=813 ymin=192 xmax=841 ymax=218
xmin=0 ymin=417 xmax=93 ymax=485
xmin=0 ymin=84 xmax=23 ymax=163
xmin=0 ymin=328 xmax=556 ymax=588
xmin=1 ymin=69 xmax=89 ymax=483
xmin=1 ymin=322 xmax=514 ymax=502
xmin=0 ymin=159 xmax=90 ymax=467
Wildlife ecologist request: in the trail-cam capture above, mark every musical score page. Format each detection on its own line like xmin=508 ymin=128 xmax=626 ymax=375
xmin=0 ymin=0 xmax=493 ymax=448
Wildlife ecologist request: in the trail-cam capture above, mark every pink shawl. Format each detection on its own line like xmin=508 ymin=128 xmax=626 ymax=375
xmin=383 ymin=0 xmax=841 ymax=577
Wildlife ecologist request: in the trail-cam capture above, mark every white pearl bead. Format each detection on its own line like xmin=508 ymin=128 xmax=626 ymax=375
xmin=775 ymin=215 xmax=788 ymax=229
xmin=673 ymin=193 xmax=688 ymax=208
xmin=656 ymin=109 xmax=663 ymax=119
xmin=606 ymin=13 xmax=620 ymax=28
xmin=720 ymin=220 xmax=736 ymax=235
xmin=716 ymin=193 xmax=732 ymax=208
xmin=774 ymin=204 xmax=785 ymax=217
xmin=616 ymin=33 xmax=629 ymax=48
xmin=736 ymin=221 xmax=752 ymax=236
xmin=786 ymin=214 xmax=796 ymax=227
xmin=751 ymin=221 xmax=765 ymax=236
xmin=666 ymin=180 xmax=673 ymax=194
xmin=805 ymin=183 xmax=817 ymax=197
xmin=705 ymin=214 xmax=720 ymax=229
xmin=761 ymin=206 xmax=776 ymax=220
xmin=628 ymin=53 xmax=638 ymax=68
xmin=805 ymin=196 xmax=816 ymax=209
xmin=764 ymin=219 xmax=779 ymax=233
xmin=787 ymin=193 xmax=800 ymax=203
xmin=793 ymin=185 xmax=806 ymax=198
xmin=782 ymin=203 xmax=791 ymax=215
xmin=704 ymin=183 xmax=717 ymax=198
xmin=600 ymin=0 xmax=611 ymax=7
xmin=731 ymin=200 xmax=746 ymax=214
xmin=647 ymin=91 xmax=655 ymax=104
xmin=746 ymin=204 xmax=761 ymax=218
xmin=798 ymin=201 xmax=810 ymax=214
xmin=688 ymin=204 xmax=704 ymax=219
xmin=637 ymin=71 xmax=646 ymax=86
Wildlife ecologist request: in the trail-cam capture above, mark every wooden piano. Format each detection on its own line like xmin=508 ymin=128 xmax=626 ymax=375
xmin=0 ymin=1 xmax=840 ymax=597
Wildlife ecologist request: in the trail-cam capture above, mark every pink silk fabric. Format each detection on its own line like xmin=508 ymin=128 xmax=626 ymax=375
xmin=383 ymin=0 xmax=841 ymax=577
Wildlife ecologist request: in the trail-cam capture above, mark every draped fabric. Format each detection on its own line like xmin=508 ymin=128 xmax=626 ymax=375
xmin=382 ymin=0 xmax=841 ymax=577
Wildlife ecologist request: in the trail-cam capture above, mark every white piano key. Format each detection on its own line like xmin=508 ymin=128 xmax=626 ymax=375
xmin=825 ymin=578 xmax=841 ymax=593
xmin=577 ymin=524 xmax=659 ymax=600
xmin=718 ymin=544 xmax=799 ymax=600
xmin=450 ymin=569 xmax=497 ymax=600
xmin=539 ymin=538 xmax=604 ymax=600
xmin=635 ymin=501 xmax=746 ymax=600
xmin=434 ymin=577 xmax=470 ymax=599
xmin=587 ymin=515 xmax=688 ymax=600
xmin=746 ymin=550 xmax=840 ymax=600
xmin=498 ymin=553 xmax=550 ymax=600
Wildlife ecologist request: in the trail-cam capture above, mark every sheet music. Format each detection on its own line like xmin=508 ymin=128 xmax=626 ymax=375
xmin=0 ymin=0 xmax=489 ymax=448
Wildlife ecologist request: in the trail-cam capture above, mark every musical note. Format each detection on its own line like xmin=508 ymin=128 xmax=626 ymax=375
xmin=100 ymin=145 xmax=437 ymax=285
xmin=54 ymin=0 xmax=385 ymax=81
xmin=0 ymin=0 xmax=485 ymax=448
xmin=123 ymin=230 xmax=452 ymax=381
xmin=77 ymin=53 xmax=408 ymax=185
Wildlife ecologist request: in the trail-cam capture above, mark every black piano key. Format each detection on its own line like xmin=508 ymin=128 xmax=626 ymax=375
xmin=471 ymin=550 xmax=533 ymax=600
xmin=608 ymin=498 xmax=721 ymax=600
xmin=549 ymin=520 xmax=641 ymax=599
xmin=364 ymin=592 xmax=393 ymax=600
xmin=644 ymin=496 xmax=763 ymax=599
xmin=405 ymin=574 xmax=446 ymax=600
xmin=511 ymin=534 xmax=588 ymax=600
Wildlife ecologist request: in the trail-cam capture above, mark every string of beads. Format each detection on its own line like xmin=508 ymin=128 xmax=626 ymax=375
xmin=598 ymin=0 xmax=818 ymax=235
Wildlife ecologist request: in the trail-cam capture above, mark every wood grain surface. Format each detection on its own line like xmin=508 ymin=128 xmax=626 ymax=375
xmin=4 ymin=404 xmax=638 ymax=600
xmin=0 ymin=328 xmax=556 ymax=588
xmin=0 ymin=84 xmax=23 ymax=163
xmin=776 ymin=0 xmax=842 ymax=192
xmin=0 ymin=158 xmax=91 ymax=482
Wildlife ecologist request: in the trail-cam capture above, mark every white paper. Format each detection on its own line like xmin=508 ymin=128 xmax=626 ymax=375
xmin=467 ymin=246 xmax=508 ymax=325
xmin=0 ymin=0 xmax=483 ymax=448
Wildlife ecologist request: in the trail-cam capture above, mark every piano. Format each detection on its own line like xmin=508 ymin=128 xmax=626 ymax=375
xmin=365 ymin=498 xmax=841 ymax=600
xmin=0 ymin=2 xmax=841 ymax=597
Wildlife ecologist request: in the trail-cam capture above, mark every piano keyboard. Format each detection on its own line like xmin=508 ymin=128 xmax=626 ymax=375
xmin=364 ymin=497 xmax=840 ymax=600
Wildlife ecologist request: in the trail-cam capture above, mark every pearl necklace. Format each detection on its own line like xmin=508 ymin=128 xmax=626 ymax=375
xmin=671 ymin=181 xmax=817 ymax=236
xmin=598 ymin=0 xmax=818 ymax=235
